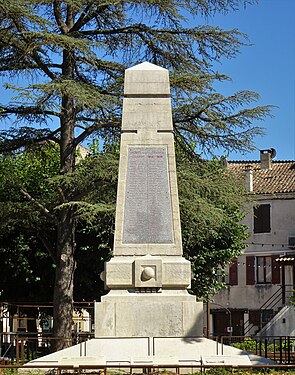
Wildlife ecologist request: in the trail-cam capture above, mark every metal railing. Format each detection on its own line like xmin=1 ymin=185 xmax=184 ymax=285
xmin=3 ymin=363 xmax=295 ymax=374
xmin=243 ymin=284 xmax=294 ymax=336
xmin=0 ymin=332 xmax=94 ymax=364
xmin=1 ymin=334 xmax=219 ymax=365
xmin=221 ymin=335 xmax=295 ymax=364
xmin=2 ymin=333 xmax=295 ymax=367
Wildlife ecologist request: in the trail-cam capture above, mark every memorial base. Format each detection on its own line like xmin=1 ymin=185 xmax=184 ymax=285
xmin=95 ymin=290 xmax=203 ymax=337
xmin=26 ymin=337 xmax=268 ymax=371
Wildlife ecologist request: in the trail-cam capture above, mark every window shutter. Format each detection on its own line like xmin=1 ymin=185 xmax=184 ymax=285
xmin=254 ymin=204 xmax=271 ymax=233
xmin=229 ymin=258 xmax=238 ymax=285
xmin=272 ymin=256 xmax=281 ymax=284
xmin=246 ymin=256 xmax=255 ymax=285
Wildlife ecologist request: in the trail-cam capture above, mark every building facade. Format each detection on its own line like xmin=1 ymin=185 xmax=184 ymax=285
xmin=211 ymin=149 xmax=295 ymax=337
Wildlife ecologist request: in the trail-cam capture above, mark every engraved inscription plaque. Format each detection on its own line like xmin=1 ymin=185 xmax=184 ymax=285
xmin=123 ymin=147 xmax=173 ymax=244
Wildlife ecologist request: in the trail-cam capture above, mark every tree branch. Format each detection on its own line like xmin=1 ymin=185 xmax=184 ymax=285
xmin=20 ymin=189 xmax=57 ymax=223
xmin=1 ymin=106 xmax=60 ymax=118
xmin=11 ymin=17 xmax=57 ymax=80
xmin=53 ymin=0 xmax=69 ymax=34
xmin=0 ymin=62 xmax=61 ymax=72
xmin=74 ymin=118 xmax=120 ymax=145
xmin=30 ymin=51 xmax=57 ymax=81
xmin=80 ymin=24 xmax=221 ymax=37
xmin=0 ymin=126 xmax=61 ymax=152
xmin=70 ymin=4 xmax=94 ymax=32
xmin=66 ymin=3 xmax=74 ymax=29
xmin=56 ymin=186 xmax=66 ymax=204
xmin=80 ymin=23 xmax=153 ymax=36
xmin=37 ymin=231 xmax=57 ymax=264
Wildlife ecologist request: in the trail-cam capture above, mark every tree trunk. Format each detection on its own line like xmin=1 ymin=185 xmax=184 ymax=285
xmin=53 ymin=206 xmax=76 ymax=351
xmin=52 ymin=5 xmax=77 ymax=352
xmin=52 ymin=97 xmax=76 ymax=351
xmin=52 ymin=71 xmax=76 ymax=352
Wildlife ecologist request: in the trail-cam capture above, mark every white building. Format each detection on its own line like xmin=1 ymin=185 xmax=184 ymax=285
xmin=211 ymin=149 xmax=295 ymax=337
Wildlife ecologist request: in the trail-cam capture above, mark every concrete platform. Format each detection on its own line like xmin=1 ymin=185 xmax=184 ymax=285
xmin=25 ymin=336 xmax=256 ymax=369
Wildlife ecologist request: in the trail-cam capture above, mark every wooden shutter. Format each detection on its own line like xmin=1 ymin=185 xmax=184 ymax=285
xmin=271 ymin=256 xmax=281 ymax=284
xmin=246 ymin=256 xmax=255 ymax=285
xmin=254 ymin=204 xmax=271 ymax=233
xmin=229 ymin=258 xmax=238 ymax=285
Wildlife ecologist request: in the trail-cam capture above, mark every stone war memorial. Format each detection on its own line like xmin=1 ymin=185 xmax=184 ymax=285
xmin=96 ymin=61 xmax=203 ymax=338
xmin=27 ymin=62 xmax=255 ymax=369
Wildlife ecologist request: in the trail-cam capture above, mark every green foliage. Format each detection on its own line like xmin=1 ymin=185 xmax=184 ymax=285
xmin=0 ymin=369 xmax=18 ymax=375
xmin=0 ymin=143 xmax=59 ymax=235
xmin=289 ymin=291 xmax=295 ymax=306
xmin=0 ymin=144 xmax=58 ymax=301
xmin=0 ymin=144 xmax=116 ymax=302
xmin=0 ymin=142 xmax=248 ymax=301
xmin=0 ymin=142 xmax=59 ymax=195
xmin=177 ymin=152 xmax=247 ymax=297
xmin=231 ymin=338 xmax=295 ymax=352
xmin=203 ymin=370 xmax=295 ymax=375
xmin=0 ymin=232 xmax=55 ymax=302
xmin=231 ymin=338 xmax=258 ymax=352
xmin=0 ymin=0 xmax=272 ymax=156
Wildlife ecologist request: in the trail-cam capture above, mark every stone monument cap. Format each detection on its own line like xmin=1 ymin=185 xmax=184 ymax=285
xmin=126 ymin=62 xmax=167 ymax=71
xmin=124 ymin=61 xmax=170 ymax=96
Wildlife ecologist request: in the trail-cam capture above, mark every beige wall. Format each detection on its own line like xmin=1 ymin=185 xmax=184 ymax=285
xmin=213 ymin=196 xmax=295 ymax=322
xmin=243 ymin=198 xmax=295 ymax=255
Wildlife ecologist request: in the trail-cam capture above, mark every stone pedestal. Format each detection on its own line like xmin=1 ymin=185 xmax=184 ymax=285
xmin=96 ymin=62 xmax=203 ymax=338
xmin=96 ymin=292 xmax=203 ymax=338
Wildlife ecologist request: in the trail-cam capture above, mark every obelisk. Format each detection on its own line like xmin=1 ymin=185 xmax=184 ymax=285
xmin=95 ymin=62 xmax=203 ymax=337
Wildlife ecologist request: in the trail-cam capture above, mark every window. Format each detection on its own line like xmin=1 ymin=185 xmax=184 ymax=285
xmin=253 ymin=204 xmax=271 ymax=233
xmin=256 ymin=256 xmax=272 ymax=283
xmin=246 ymin=256 xmax=281 ymax=285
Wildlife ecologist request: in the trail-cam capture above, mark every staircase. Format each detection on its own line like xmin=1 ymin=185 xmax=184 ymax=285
xmin=244 ymin=284 xmax=294 ymax=336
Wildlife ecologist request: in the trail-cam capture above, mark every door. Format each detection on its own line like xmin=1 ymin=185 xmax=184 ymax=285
xmin=213 ymin=310 xmax=244 ymax=337
xmin=213 ymin=311 xmax=230 ymax=337
xmin=231 ymin=311 xmax=244 ymax=336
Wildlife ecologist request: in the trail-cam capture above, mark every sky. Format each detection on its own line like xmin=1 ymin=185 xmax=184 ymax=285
xmin=0 ymin=1 xmax=294 ymax=162
xmin=203 ymin=0 xmax=295 ymax=161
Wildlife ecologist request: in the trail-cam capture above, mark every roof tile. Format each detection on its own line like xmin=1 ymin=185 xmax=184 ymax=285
xmin=228 ymin=160 xmax=295 ymax=194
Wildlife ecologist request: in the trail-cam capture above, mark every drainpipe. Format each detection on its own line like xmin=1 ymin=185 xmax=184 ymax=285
xmin=282 ymin=265 xmax=286 ymax=305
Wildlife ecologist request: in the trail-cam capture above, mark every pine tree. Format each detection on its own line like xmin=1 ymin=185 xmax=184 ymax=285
xmin=0 ymin=0 xmax=271 ymax=350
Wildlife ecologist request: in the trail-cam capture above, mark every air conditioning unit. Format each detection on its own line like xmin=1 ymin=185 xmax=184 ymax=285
xmin=288 ymin=237 xmax=295 ymax=248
